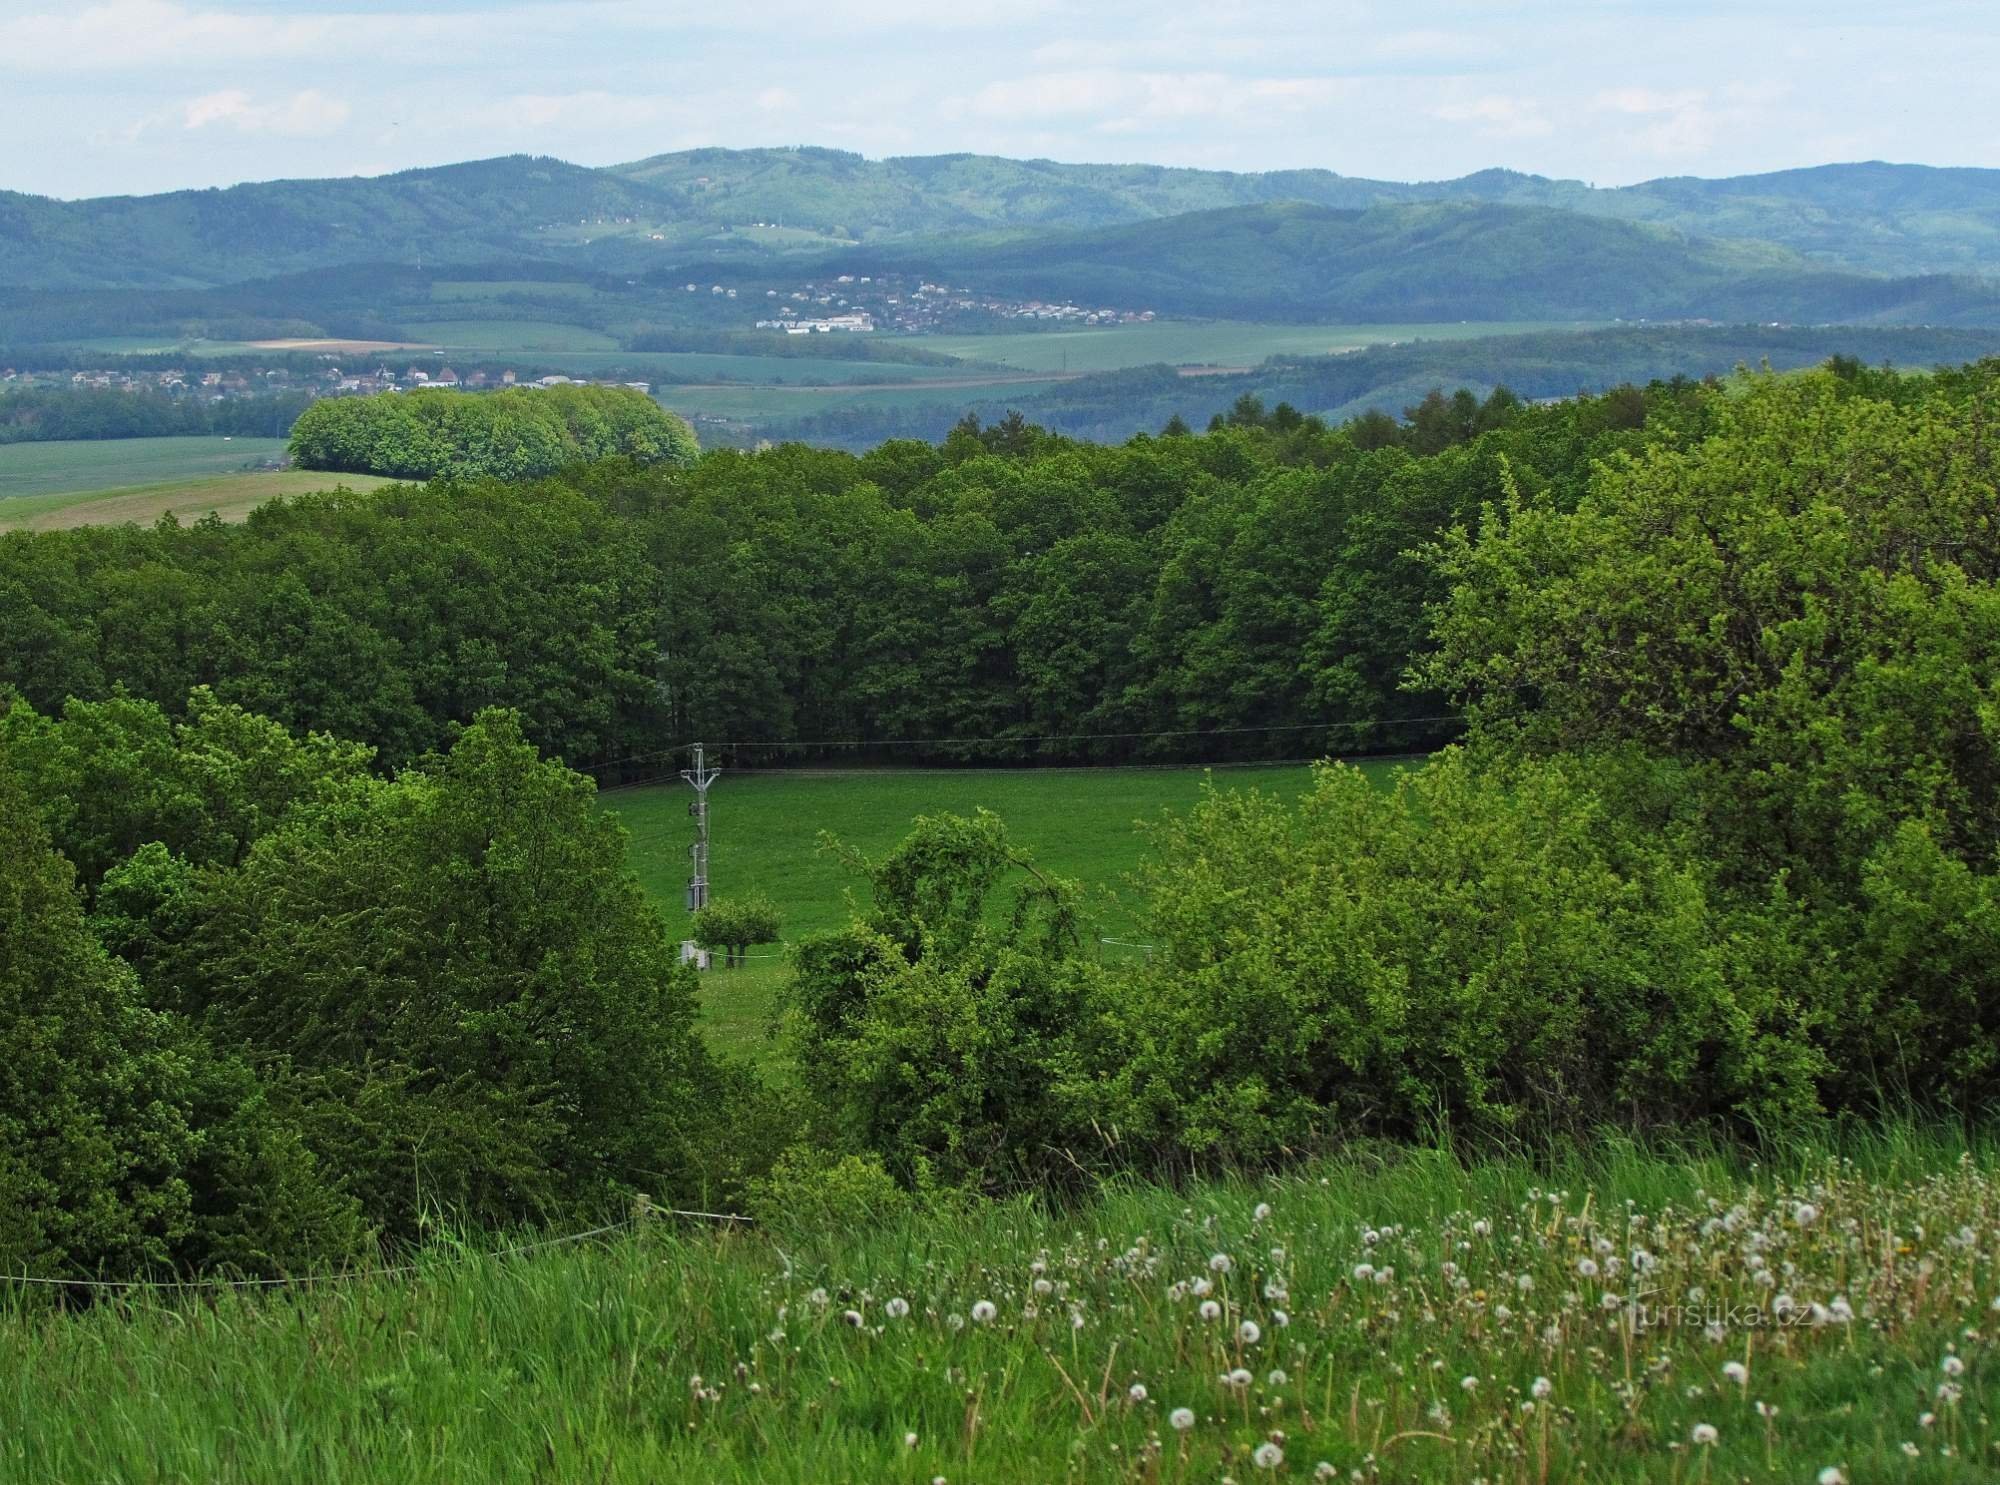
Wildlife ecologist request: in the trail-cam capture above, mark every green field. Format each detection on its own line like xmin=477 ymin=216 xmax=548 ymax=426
xmin=6 ymin=1127 xmax=1993 ymax=1484
xmin=611 ymin=761 xmax=1396 ymax=1060
xmin=399 ymin=319 xmax=623 ymax=352
xmin=0 ymin=436 xmax=292 ymax=500
xmin=894 ymin=320 xmax=1596 ymax=373
xmin=0 ymin=438 xmax=403 ymax=530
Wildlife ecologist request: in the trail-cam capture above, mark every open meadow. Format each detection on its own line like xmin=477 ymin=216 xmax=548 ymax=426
xmin=3 ymin=1128 xmax=1993 ymax=1484
xmin=0 ymin=438 xmax=403 ymax=529
xmin=893 ymin=320 xmax=1594 ymax=374
xmin=612 ymin=762 xmax=1383 ymax=1062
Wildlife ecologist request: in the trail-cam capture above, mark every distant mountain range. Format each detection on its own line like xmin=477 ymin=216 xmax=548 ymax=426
xmin=3 ymin=148 xmax=1999 ymax=328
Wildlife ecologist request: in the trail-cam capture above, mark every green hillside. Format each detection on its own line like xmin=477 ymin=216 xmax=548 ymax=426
xmin=8 ymin=150 xmax=2000 ymax=297
xmin=839 ymin=201 xmax=2000 ymax=324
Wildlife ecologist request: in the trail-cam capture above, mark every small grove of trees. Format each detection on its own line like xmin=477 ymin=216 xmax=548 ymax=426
xmin=691 ymin=896 xmax=782 ymax=967
xmin=287 ymin=384 xmax=697 ymax=481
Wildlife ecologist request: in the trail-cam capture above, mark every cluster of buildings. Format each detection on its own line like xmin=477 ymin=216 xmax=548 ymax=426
xmin=320 ymin=366 xmax=650 ymax=397
xmin=739 ymin=273 xmax=1155 ymax=335
xmin=0 ymin=365 xmax=300 ymax=399
xmin=0 ymin=362 xmax=652 ymax=405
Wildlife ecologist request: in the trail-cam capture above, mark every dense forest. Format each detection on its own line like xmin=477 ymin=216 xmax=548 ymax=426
xmin=8 ymin=358 xmax=2000 ymax=1280
xmin=3 ymin=375 xmax=1698 ymax=775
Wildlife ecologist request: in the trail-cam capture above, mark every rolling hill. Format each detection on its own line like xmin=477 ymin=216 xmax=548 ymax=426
xmin=825 ymin=201 xmax=2000 ymax=325
xmin=7 ymin=149 xmax=2000 ymax=296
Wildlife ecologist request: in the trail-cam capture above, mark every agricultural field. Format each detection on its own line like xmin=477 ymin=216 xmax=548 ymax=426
xmin=5 ymin=1128 xmax=1993 ymax=1484
xmin=397 ymin=318 xmax=623 ymax=352
xmin=612 ymin=761 xmax=1396 ymax=1061
xmin=895 ymin=320 xmax=1595 ymax=374
xmin=0 ymin=437 xmax=401 ymax=529
xmin=0 ymin=435 xmax=292 ymax=499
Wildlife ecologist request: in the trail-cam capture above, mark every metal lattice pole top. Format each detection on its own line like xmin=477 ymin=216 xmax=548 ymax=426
xmin=680 ymin=742 xmax=720 ymax=912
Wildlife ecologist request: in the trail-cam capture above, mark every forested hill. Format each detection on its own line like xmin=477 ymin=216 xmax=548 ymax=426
xmin=615 ymin=151 xmax=2000 ymax=275
xmin=6 ymin=148 xmax=2000 ymax=292
xmin=825 ymin=202 xmax=2000 ymax=324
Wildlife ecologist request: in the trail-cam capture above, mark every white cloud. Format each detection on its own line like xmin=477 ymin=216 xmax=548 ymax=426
xmin=951 ymin=69 xmax=1341 ymax=124
xmin=0 ymin=1 xmax=339 ymax=68
xmin=182 ymin=88 xmax=351 ymax=137
xmin=1431 ymin=94 xmax=1554 ymax=140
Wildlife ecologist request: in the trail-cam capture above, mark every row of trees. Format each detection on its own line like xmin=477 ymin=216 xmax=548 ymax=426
xmin=286 ymin=385 xmax=698 ymax=481
xmin=782 ymin=362 xmax=2000 ymax=1191
xmin=1 ymin=375 xmax=1729 ymax=777
xmin=0 ymin=386 xmax=309 ymax=444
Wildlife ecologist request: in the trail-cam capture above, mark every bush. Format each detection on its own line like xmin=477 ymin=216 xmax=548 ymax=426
xmin=744 ymin=1147 xmax=909 ymax=1235
xmin=167 ymin=710 xmax=723 ymax=1236
xmin=0 ymin=753 xmax=365 ymax=1278
xmin=691 ymin=895 xmax=782 ymax=967
xmin=1097 ymin=753 xmax=1823 ymax=1156
xmin=786 ymin=812 xmax=1110 ymax=1191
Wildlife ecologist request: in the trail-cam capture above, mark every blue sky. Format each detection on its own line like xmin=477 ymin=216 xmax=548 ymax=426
xmin=2 ymin=0 xmax=1995 ymax=200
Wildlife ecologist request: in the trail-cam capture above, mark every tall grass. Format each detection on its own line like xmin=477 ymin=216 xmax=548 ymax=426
xmin=4 ymin=1127 xmax=1995 ymax=1482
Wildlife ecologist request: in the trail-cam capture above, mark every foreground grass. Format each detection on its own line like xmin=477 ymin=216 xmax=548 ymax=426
xmin=5 ymin=1131 xmax=1995 ymax=1483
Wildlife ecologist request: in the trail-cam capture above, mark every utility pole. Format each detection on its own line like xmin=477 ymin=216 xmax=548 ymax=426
xmin=681 ymin=742 xmax=719 ymax=912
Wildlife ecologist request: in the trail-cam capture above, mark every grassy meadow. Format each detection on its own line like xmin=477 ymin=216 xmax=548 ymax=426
xmin=0 ymin=438 xmax=403 ymax=530
xmin=610 ymin=762 xmax=1393 ymax=1062
xmin=896 ymin=321 xmax=1595 ymax=374
xmin=4 ymin=1128 xmax=1993 ymax=1483
xmin=0 ymin=435 xmax=291 ymax=499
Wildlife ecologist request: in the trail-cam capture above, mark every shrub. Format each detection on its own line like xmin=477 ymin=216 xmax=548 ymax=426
xmin=168 ymin=710 xmax=722 ymax=1236
xmin=744 ymin=1147 xmax=909 ymax=1235
xmin=786 ymin=812 xmax=1109 ymax=1190
xmin=0 ymin=753 xmax=365 ymax=1278
xmin=1098 ymin=752 xmax=1823 ymax=1156
xmin=691 ymin=895 xmax=782 ymax=967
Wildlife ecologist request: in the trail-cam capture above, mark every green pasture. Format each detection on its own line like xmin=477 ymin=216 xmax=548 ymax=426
xmin=610 ymin=760 xmax=1400 ymax=1061
xmin=0 ymin=436 xmax=290 ymax=501
xmin=398 ymin=319 xmax=623 ymax=352
xmin=893 ymin=319 xmax=1595 ymax=373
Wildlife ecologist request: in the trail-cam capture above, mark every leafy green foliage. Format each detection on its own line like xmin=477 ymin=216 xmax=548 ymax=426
xmin=742 ymin=1146 xmax=909 ymax=1234
xmin=0 ymin=750 xmax=365 ymax=1278
xmin=1106 ymin=753 xmax=1821 ymax=1154
xmin=786 ymin=811 xmax=1103 ymax=1190
xmin=288 ymin=385 xmax=696 ymax=480
xmin=1424 ymin=365 xmax=2000 ymax=1109
xmin=161 ymin=711 xmax=724 ymax=1236
xmin=691 ymin=895 xmax=781 ymax=967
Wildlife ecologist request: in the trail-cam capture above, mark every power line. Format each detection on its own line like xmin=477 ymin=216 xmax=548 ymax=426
xmin=574 ymin=713 xmax=1465 ymax=781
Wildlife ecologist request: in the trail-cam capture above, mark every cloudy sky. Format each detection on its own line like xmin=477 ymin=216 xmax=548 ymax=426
xmin=3 ymin=0 xmax=1995 ymax=200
